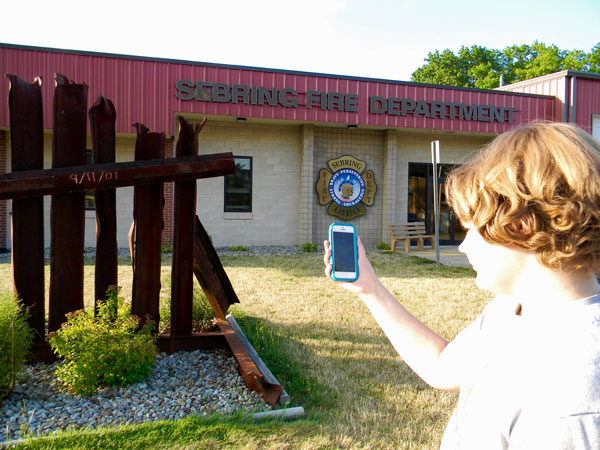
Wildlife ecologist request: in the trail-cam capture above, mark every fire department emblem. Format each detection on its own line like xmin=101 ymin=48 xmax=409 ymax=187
xmin=315 ymin=155 xmax=377 ymax=220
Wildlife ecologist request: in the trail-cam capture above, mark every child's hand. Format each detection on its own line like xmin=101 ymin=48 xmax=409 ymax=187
xmin=323 ymin=236 xmax=381 ymax=296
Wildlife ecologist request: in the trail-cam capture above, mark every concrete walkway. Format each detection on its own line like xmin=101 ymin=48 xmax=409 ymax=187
xmin=404 ymin=246 xmax=471 ymax=268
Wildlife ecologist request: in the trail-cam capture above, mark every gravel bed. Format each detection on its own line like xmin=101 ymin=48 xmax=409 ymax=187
xmin=0 ymin=349 xmax=271 ymax=444
xmin=0 ymin=245 xmax=330 ymax=444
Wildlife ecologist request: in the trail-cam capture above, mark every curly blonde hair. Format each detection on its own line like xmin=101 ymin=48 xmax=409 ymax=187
xmin=446 ymin=122 xmax=600 ymax=272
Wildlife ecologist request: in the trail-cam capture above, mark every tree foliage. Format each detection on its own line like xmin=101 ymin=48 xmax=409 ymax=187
xmin=411 ymin=41 xmax=600 ymax=89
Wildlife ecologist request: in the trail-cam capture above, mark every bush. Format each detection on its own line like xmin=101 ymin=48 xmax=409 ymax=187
xmin=301 ymin=242 xmax=319 ymax=252
xmin=0 ymin=293 xmax=34 ymax=400
xmin=229 ymin=245 xmax=247 ymax=251
xmin=376 ymin=242 xmax=391 ymax=251
xmin=48 ymin=286 xmax=157 ymax=396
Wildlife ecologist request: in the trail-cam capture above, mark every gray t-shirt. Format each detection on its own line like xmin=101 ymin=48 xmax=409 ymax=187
xmin=440 ymin=293 xmax=600 ymax=449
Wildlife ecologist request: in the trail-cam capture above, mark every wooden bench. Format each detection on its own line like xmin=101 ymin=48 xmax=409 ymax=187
xmin=389 ymin=222 xmax=435 ymax=252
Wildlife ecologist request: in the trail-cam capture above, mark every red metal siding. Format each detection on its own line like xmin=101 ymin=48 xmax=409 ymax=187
xmin=500 ymin=77 xmax=566 ymax=123
xmin=574 ymin=77 xmax=600 ymax=133
xmin=1 ymin=46 xmax=555 ymax=136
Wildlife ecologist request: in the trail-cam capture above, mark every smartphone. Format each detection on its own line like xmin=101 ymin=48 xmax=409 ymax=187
xmin=328 ymin=223 xmax=359 ymax=281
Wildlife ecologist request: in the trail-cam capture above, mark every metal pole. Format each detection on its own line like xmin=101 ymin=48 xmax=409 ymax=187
xmin=431 ymin=141 xmax=440 ymax=267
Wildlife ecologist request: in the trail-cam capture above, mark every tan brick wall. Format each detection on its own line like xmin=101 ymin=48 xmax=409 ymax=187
xmin=299 ymin=124 xmax=314 ymax=244
xmin=381 ymin=130 xmax=398 ymax=240
xmin=312 ymin=127 xmax=385 ymax=246
xmin=194 ymin=121 xmax=302 ymax=246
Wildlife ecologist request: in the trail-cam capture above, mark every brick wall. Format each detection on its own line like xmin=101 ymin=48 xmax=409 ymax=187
xmin=312 ymin=127 xmax=385 ymax=246
xmin=299 ymin=124 xmax=314 ymax=244
xmin=381 ymin=130 xmax=398 ymax=241
xmin=195 ymin=121 xmax=302 ymax=247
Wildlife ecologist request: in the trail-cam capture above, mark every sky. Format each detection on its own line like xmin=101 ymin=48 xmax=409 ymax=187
xmin=1 ymin=0 xmax=599 ymax=82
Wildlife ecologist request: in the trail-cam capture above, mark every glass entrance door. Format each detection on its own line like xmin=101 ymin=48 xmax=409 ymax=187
xmin=408 ymin=163 xmax=465 ymax=245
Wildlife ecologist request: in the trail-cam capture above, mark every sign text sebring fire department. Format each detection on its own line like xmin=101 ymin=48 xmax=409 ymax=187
xmin=175 ymin=80 xmax=518 ymax=124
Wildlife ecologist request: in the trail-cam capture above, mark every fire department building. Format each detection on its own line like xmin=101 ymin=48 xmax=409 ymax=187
xmin=1 ymin=43 xmax=600 ymax=249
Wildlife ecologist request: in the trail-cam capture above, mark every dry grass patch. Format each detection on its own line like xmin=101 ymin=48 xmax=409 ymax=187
xmin=2 ymin=250 xmax=493 ymax=449
xmin=222 ymin=251 xmax=492 ymax=449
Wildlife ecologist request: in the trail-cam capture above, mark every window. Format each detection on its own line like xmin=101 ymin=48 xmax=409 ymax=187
xmin=593 ymin=115 xmax=600 ymax=141
xmin=224 ymin=157 xmax=252 ymax=212
xmin=85 ymin=149 xmax=95 ymax=210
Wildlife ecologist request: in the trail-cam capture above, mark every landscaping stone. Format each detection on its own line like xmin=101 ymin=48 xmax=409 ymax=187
xmin=0 ymin=349 xmax=271 ymax=444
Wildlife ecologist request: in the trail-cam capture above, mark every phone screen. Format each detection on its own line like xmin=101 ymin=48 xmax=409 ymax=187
xmin=332 ymin=231 xmax=356 ymax=273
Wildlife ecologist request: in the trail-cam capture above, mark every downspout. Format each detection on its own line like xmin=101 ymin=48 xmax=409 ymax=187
xmin=562 ymin=76 xmax=569 ymax=122
xmin=569 ymin=75 xmax=577 ymax=123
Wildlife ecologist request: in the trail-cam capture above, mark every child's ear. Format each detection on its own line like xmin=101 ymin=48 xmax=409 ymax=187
xmin=513 ymin=218 xmax=532 ymax=236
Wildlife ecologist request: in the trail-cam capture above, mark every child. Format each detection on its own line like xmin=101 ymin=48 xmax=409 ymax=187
xmin=324 ymin=122 xmax=600 ymax=449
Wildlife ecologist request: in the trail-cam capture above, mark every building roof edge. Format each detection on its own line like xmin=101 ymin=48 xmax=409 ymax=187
xmin=1 ymin=42 xmax=555 ymax=99
xmin=497 ymin=70 xmax=600 ymax=91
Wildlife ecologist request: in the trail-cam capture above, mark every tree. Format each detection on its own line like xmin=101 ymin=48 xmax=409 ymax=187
xmin=411 ymin=45 xmax=503 ymax=89
xmin=411 ymin=41 xmax=600 ymax=88
xmin=460 ymin=45 xmax=504 ymax=89
xmin=410 ymin=49 xmax=468 ymax=87
xmin=587 ymin=43 xmax=600 ymax=72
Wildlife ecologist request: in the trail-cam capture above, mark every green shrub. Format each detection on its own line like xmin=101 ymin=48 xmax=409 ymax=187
xmin=229 ymin=245 xmax=247 ymax=251
xmin=0 ymin=293 xmax=34 ymax=400
xmin=48 ymin=286 xmax=157 ymax=396
xmin=301 ymin=242 xmax=319 ymax=253
xmin=376 ymin=242 xmax=391 ymax=251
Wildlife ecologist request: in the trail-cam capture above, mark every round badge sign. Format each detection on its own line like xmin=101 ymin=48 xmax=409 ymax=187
xmin=328 ymin=168 xmax=365 ymax=207
xmin=315 ymin=155 xmax=377 ymax=220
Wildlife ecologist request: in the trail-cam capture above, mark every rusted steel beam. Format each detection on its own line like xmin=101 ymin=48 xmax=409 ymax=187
xmin=227 ymin=314 xmax=291 ymax=406
xmin=170 ymin=117 xmax=204 ymax=336
xmin=48 ymin=74 xmax=87 ymax=333
xmin=0 ymin=153 xmax=236 ymax=200
xmin=6 ymin=74 xmax=46 ymax=342
xmin=90 ymin=95 xmax=118 ymax=308
xmin=216 ymin=319 xmax=284 ymax=407
xmin=193 ymin=216 xmax=240 ymax=319
xmin=131 ymin=124 xmax=164 ymax=330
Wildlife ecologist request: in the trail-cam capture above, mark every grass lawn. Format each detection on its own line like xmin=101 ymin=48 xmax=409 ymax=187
xmin=1 ymin=250 xmax=492 ymax=450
